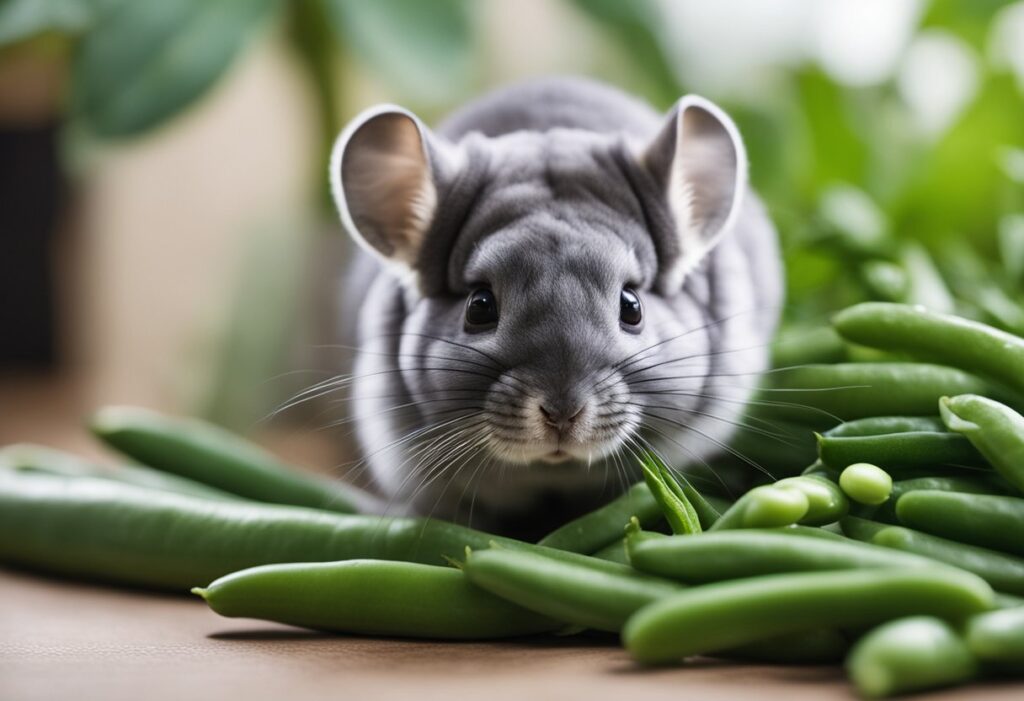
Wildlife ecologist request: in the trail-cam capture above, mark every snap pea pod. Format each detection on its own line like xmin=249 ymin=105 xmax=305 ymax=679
xmin=626 ymin=531 xmax=941 ymax=584
xmin=824 ymin=416 xmax=946 ymax=438
xmin=195 ymin=559 xmax=559 ymax=639
xmin=841 ymin=517 xmax=1024 ymax=596
xmin=870 ymin=477 xmax=1005 ymax=523
xmin=462 ymin=546 xmax=682 ymax=632
xmin=832 ymin=302 xmax=1024 ymax=397
xmin=896 ymin=491 xmax=1024 ymax=557
xmin=817 ymin=432 xmax=985 ymax=471
xmin=847 ymin=617 xmax=976 ymax=698
xmin=537 ymin=482 xmax=663 ymax=553
xmin=0 ymin=473 xmax=524 ymax=590
xmin=90 ymin=406 xmax=377 ymax=514
xmin=638 ymin=453 xmax=701 ymax=535
xmin=0 ymin=443 xmax=239 ymax=501
xmin=622 ymin=568 xmax=993 ymax=664
xmin=762 ymin=363 xmax=995 ymax=426
xmin=940 ymin=395 xmax=1024 ymax=494
xmin=965 ymin=607 xmax=1024 ymax=667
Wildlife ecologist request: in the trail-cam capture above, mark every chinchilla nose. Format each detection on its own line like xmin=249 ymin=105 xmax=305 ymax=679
xmin=539 ymin=399 xmax=584 ymax=432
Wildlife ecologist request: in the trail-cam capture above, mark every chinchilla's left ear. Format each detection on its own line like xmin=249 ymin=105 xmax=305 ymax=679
xmin=642 ymin=95 xmax=748 ymax=291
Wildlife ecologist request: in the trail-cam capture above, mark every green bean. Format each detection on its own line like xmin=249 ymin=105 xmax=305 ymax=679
xmin=763 ymin=363 xmax=994 ymax=426
xmin=626 ymin=531 xmax=942 ymax=584
xmin=839 ymin=463 xmax=892 ymax=505
xmin=818 ymin=432 xmax=984 ymax=471
xmin=638 ymin=453 xmax=700 ymax=535
xmin=896 ymin=491 xmax=1024 ymax=558
xmin=842 ymin=517 xmax=1024 ymax=596
xmin=847 ymin=617 xmax=976 ymax=698
xmin=537 ymin=482 xmax=663 ymax=553
xmin=0 ymin=472 xmax=522 ymax=590
xmin=940 ymin=395 xmax=1024 ymax=493
xmin=708 ymin=484 xmax=809 ymax=530
xmin=0 ymin=443 xmax=239 ymax=501
xmin=871 ymin=477 xmax=1005 ymax=523
xmin=770 ymin=325 xmax=848 ymax=368
xmin=462 ymin=546 xmax=682 ymax=632
xmin=622 ymin=568 xmax=992 ymax=663
xmin=824 ymin=416 xmax=946 ymax=438
xmin=90 ymin=406 xmax=375 ymax=513
xmin=832 ymin=302 xmax=1024 ymax=397
xmin=590 ymin=538 xmax=630 ymax=565
xmin=195 ymin=559 xmax=559 ymax=639
xmin=965 ymin=607 xmax=1024 ymax=667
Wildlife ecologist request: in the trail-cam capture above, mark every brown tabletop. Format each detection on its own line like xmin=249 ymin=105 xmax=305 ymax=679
xmin=3 ymin=568 xmax=1022 ymax=701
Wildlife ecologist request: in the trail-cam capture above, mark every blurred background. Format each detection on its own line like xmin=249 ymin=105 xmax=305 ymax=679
xmin=0 ymin=0 xmax=1022 ymax=469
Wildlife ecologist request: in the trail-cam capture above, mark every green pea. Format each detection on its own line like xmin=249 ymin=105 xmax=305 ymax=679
xmin=896 ymin=491 xmax=1024 ymax=558
xmin=847 ymin=617 xmax=976 ymax=698
xmin=622 ymin=568 xmax=992 ymax=664
xmin=90 ymin=406 xmax=375 ymax=513
xmin=195 ymin=559 xmax=559 ymax=639
xmin=626 ymin=531 xmax=941 ymax=584
xmin=965 ymin=607 xmax=1024 ymax=667
xmin=832 ymin=302 xmax=1024 ymax=398
xmin=940 ymin=394 xmax=1024 ymax=494
xmin=775 ymin=475 xmax=849 ymax=525
xmin=839 ymin=463 xmax=893 ymax=505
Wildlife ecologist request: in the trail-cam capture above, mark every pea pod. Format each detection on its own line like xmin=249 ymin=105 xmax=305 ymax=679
xmin=195 ymin=559 xmax=559 ymax=639
xmin=847 ymin=617 xmax=976 ymax=698
xmin=90 ymin=406 xmax=376 ymax=513
xmin=463 ymin=546 xmax=682 ymax=632
xmin=817 ymin=432 xmax=985 ymax=471
xmin=763 ymin=363 xmax=995 ymax=426
xmin=824 ymin=416 xmax=946 ymax=438
xmin=965 ymin=607 xmax=1024 ymax=667
xmin=0 ymin=472 xmax=520 ymax=590
xmin=896 ymin=491 xmax=1024 ymax=558
xmin=0 ymin=443 xmax=239 ymax=501
xmin=832 ymin=302 xmax=1024 ymax=397
xmin=622 ymin=568 xmax=992 ymax=663
xmin=708 ymin=484 xmax=809 ymax=531
xmin=626 ymin=531 xmax=941 ymax=584
xmin=537 ymin=481 xmax=663 ymax=553
xmin=940 ymin=395 xmax=1024 ymax=494
xmin=638 ymin=453 xmax=701 ymax=535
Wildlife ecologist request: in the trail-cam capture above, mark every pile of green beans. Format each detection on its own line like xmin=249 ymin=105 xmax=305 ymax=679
xmin=3 ymin=301 xmax=1024 ymax=699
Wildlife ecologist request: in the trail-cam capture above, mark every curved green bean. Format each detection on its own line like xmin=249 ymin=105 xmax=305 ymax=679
xmin=622 ymin=568 xmax=992 ymax=663
xmin=940 ymin=395 xmax=1024 ymax=493
xmin=195 ymin=559 xmax=559 ymax=639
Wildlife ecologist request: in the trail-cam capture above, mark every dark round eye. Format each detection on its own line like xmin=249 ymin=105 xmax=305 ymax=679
xmin=465 ymin=288 xmax=499 ymax=328
xmin=620 ymin=287 xmax=642 ymax=327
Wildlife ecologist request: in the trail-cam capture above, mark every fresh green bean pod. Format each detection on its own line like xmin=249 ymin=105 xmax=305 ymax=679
xmin=762 ymin=363 xmax=995 ymax=426
xmin=847 ymin=617 xmax=976 ymax=698
xmin=590 ymin=538 xmax=631 ymax=565
xmin=823 ymin=416 xmax=946 ymax=438
xmin=462 ymin=546 xmax=682 ymax=632
xmin=90 ymin=406 xmax=375 ymax=513
xmin=0 ymin=473 xmax=520 ymax=590
xmin=940 ymin=395 xmax=1024 ymax=494
xmin=832 ymin=302 xmax=1024 ymax=397
xmin=622 ymin=568 xmax=993 ymax=664
xmin=896 ymin=491 xmax=1024 ymax=558
xmin=195 ymin=559 xmax=559 ymax=639
xmin=0 ymin=443 xmax=239 ymax=501
xmin=626 ymin=531 xmax=941 ymax=584
xmin=871 ymin=477 xmax=1004 ymax=523
xmin=965 ymin=607 xmax=1024 ymax=667
xmin=817 ymin=432 xmax=985 ymax=471
xmin=537 ymin=481 xmax=662 ymax=553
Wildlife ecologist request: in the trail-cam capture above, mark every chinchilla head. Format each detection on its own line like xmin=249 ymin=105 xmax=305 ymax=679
xmin=330 ymin=94 xmax=755 ymax=484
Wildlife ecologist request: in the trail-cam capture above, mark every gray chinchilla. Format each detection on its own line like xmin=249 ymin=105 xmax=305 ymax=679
xmin=329 ymin=77 xmax=783 ymax=538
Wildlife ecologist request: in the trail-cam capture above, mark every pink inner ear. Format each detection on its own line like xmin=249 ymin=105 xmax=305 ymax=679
xmin=338 ymin=111 xmax=437 ymax=266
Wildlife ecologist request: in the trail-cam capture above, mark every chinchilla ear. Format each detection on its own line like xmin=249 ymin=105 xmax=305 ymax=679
xmin=330 ymin=105 xmax=447 ymax=273
xmin=643 ymin=95 xmax=747 ymax=290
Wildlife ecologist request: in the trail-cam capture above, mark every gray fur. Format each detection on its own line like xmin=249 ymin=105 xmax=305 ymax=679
xmin=332 ymin=77 xmax=782 ymax=537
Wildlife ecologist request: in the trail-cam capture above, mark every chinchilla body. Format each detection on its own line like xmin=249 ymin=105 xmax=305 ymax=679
xmin=331 ymin=77 xmax=782 ymax=537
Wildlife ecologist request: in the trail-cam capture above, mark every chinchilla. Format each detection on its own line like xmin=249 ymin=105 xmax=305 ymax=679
xmin=328 ymin=77 xmax=783 ymax=538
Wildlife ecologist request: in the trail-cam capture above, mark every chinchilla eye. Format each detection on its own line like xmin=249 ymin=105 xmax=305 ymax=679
xmin=620 ymin=287 xmax=642 ymax=327
xmin=465 ymin=288 xmax=499 ymax=328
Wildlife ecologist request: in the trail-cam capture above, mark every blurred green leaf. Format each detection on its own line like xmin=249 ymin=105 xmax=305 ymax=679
xmin=900 ymin=242 xmax=956 ymax=313
xmin=860 ymin=260 xmax=908 ymax=302
xmin=0 ymin=0 xmax=93 ymax=47
xmin=70 ymin=0 xmax=278 ymax=137
xmin=817 ymin=184 xmax=891 ymax=255
xmin=324 ymin=0 xmax=474 ymax=105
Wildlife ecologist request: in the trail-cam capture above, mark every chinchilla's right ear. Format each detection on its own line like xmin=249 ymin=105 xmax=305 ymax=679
xmin=330 ymin=105 xmax=456 ymax=278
